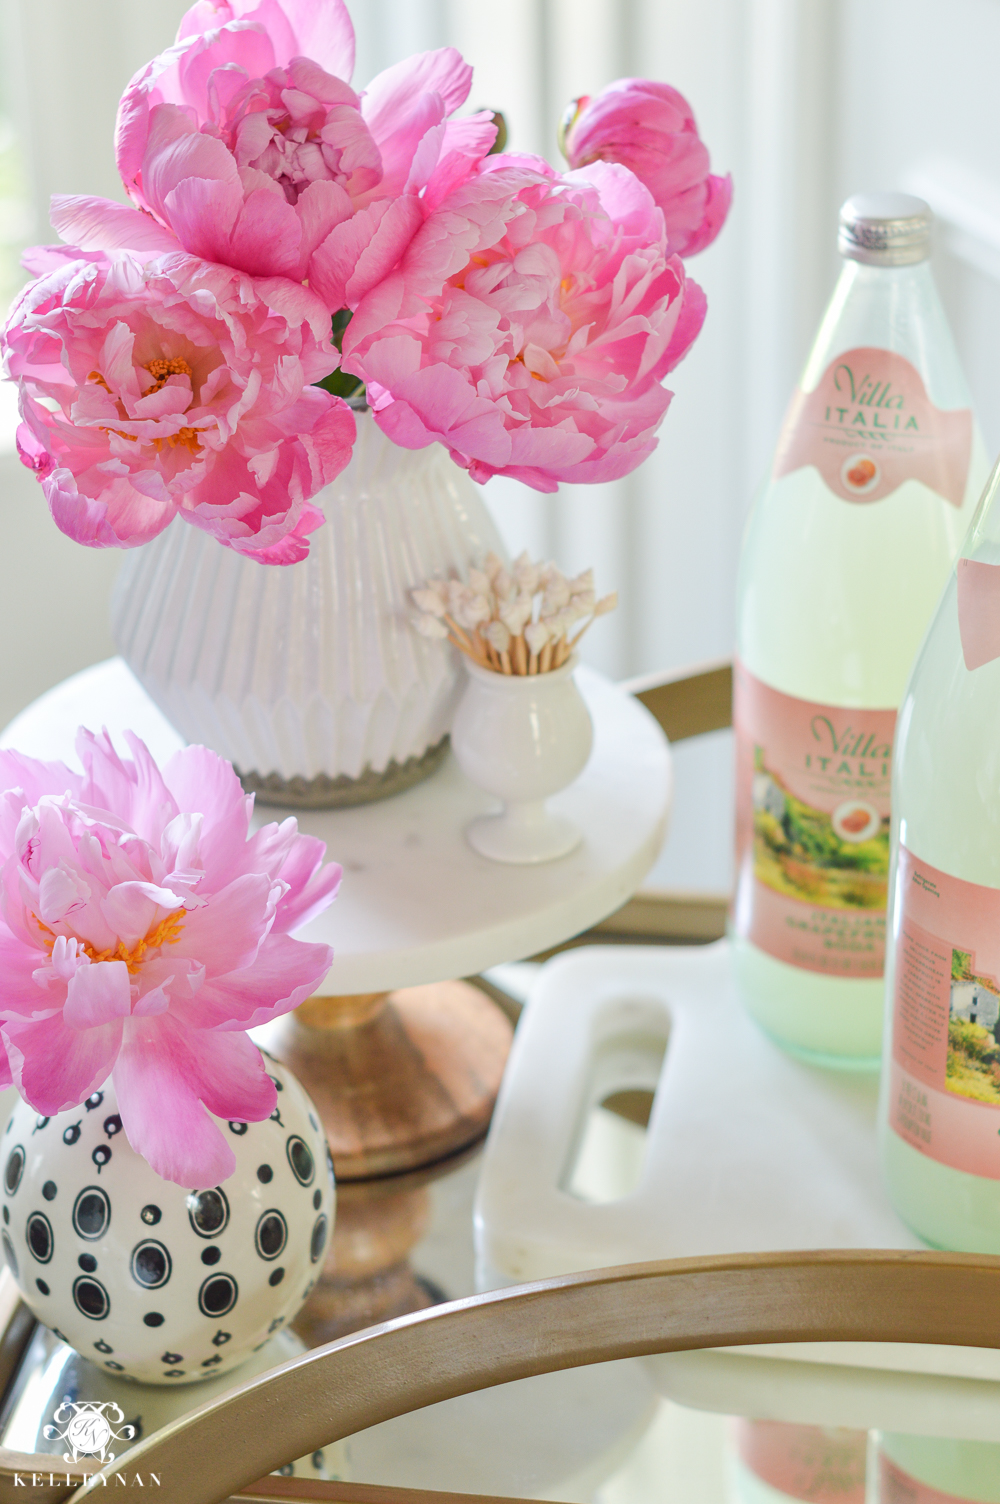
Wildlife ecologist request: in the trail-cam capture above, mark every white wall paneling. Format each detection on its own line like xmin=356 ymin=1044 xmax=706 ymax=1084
xmin=0 ymin=0 xmax=191 ymax=233
xmin=0 ymin=452 xmax=119 ymax=730
xmin=835 ymin=0 xmax=1000 ymax=454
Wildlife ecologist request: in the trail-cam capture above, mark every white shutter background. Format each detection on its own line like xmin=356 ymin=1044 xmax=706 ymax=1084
xmin=1 ymin=0 xmax=996 ymax=894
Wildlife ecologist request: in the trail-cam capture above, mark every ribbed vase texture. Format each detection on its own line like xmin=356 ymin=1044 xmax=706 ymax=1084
xmin=111 ymin=413 xmax=505 ymax=793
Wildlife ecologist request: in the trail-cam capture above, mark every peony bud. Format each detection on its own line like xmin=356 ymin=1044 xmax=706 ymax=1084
xmin=561 ymin=77 xmax=731 ymax=257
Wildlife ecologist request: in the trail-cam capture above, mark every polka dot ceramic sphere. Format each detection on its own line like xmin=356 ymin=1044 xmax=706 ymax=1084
xmin=0 ymin=1055 xmax=333 ymax=1384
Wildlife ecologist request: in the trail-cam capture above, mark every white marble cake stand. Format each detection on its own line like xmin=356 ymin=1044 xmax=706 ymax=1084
xmin=1 ymin=657 xmax=672 ymax=1185
xmin=2 ymin=657 xmax=671 ymax=992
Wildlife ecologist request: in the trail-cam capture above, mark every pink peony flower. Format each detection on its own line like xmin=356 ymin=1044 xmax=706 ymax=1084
xmin=0 ymin=730 xmax=341 ymax=1187
xmin=341 ymin=159 xmax=706 ymax=493
xmin=561 ymin=79 xmax=731 ymax=258
xmin=2 ymin=249 xmax=355 ymax=563
xmin=51 ymin=0 xmax=496 ymax=314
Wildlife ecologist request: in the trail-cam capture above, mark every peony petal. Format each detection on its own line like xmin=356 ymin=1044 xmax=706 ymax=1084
xmin=113 ymin=1017 xmax=275 ymax=1185
xmin=363 ymin=48 xmax=472 ymax=142
xmin=295 ymin=393 xmax=356 ymax=490
xmin=674 ymin=172 xmax=732 ymax=256
xmin=658 ymin=268 xmax=707 ymax=373
xmin=162 ymin=744 xmax=253 ymax=888
xmin=100 ymin=881 xmax=185 ymax=949
xmin=294 ymin=178 xmax=354 ymax=277
xmin=63 ymin=960 xmax=131 ymax=1029
xmin=174 ymin=24 xmax=278 ymax=113
xmin=161 ymin=744 xmax=249 ymax=823
xmin=143 ymin=110 xmax=243 ymax=207
xmin=37 ymin=865 xmax=91 ymax=925
xmin=44 ymin=468 xmax=178 ymax=551
xmin=341 ymin=197 xmax=423 ymax=308
xmin=266 ymin=0 xmax=355 ymax=79
xmin=112 ymin=1016 xmax=234 ymax=1186
xmin=3 ymin=1010 xmax=121 ymax=1115
xmin=420 ymin=113 xmax=499 ymax=210
xmin=177 ymin=0 xmax=356 ymax=81
xmin=174 ymin=932 xmax=332 ymax=1030
xmin=170 ymin=871 xmax=275 ymax=974
xmin=120 ymin=729 xmax=181 ymax=845
xmin=224 ymin=187 xmax=304 ymax=280
xmin=116 ymin=73 xmax=153 ymax=193
xmin=0 ymin=750 xmax=82 ymax=808
xmin=159 ymin=175 xmax=246 ymax=265
xmin=185 ymin=1027 xmax=276 ymax=1123
xmin=0 ymin=931 xmax=53 ymax=1017
xmin=256 ymin=833 xmax=341 ymax=932
xmin=308 ymin=198 xmax=420 ymax=313
xmin=132 ymin=981 xmax=171 ymax=1017
xmin=50 ymin=196 xmax=182 ymax=256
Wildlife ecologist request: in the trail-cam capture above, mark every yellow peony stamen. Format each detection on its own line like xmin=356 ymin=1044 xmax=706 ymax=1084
xmin=35 ymin=909 xmax=185 ymax=976
xmin=142 ymin=356 xmax=194 ymax=394
xmin=151 ymin=425 xmax=204 ymax=455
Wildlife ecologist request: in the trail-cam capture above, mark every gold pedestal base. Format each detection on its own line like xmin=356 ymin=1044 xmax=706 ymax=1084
xmin=293 ymin=1176 xmax=436 ymax=1346
xmin=263 ymin=981 xmax=513 ymax=1340
xmin=264 ymin=981 xmax=513 ymax=1180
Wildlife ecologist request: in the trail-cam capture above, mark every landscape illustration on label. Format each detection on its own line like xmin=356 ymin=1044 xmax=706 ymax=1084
xmin=751 ymin=745 xmax=889 ymax=913
xmin=946 ymin=946 xmax=1000 ymax=1107
xmin=733 ymin=663 xmax=896 ymax=978
xmin=888 ymin=846 xmax=1000 ymax=1179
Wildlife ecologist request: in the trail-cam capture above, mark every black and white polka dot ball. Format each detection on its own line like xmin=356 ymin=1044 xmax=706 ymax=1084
xmin=0 ymin=1055 xmax=334 ymax=1384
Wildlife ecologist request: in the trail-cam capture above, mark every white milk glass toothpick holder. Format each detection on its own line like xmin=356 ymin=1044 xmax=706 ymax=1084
xmin=450 ymin=655 xmax=594 ymax=863
xmin=410 ymin=554 xmax=614 ymax=864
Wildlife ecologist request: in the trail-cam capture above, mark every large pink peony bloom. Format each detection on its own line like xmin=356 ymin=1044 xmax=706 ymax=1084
xmin=341 ymin=159 xmax=706 ymax=492
xmin=561 ymin=79 xmax=731 ymax=258
xmin=2 ymin=249 xmax=355 ymax=563
xmin=0 ymin=730 xmax=341 ymax=1186
xmin=51 ymin=0 xmax=496 ymax=314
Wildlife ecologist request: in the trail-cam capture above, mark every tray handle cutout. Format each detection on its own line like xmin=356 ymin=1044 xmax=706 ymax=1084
xmin=560 ymin=999 xmax=670 ymax=1205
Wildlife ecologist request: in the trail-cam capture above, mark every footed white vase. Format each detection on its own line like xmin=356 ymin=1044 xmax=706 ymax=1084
xmin=451 ymin=656 xmax=594 ymax=864
xmin=111 ymin=412 xmax=505 ymax=807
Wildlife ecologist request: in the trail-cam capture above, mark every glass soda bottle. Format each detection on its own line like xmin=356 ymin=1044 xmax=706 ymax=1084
xmin=733 ymin=192 xmax=989 ymax=1066
xmin=879 ymin=446 xmax=1000 ymax=1250
xmin=873 ymin=1434 xmax=1000 ymax=1504
xmin=730 ymin=1420 xmax=868 ymax=1504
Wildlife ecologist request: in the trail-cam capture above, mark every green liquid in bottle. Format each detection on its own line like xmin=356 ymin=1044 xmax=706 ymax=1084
xmin=880 ymin=463 xmax=1000 ymax=1251
xmin=734 ymin=201 xmax=988 ymax=1066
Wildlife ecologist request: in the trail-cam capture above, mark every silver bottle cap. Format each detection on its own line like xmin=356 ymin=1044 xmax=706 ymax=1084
xmin=838 ymin=192 xmax=932 ymax=266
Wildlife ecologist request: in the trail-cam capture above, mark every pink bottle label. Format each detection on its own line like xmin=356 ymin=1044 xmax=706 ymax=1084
xmin=878 ymin=1453 xmax=977 ymax=1503
xmin=957 ymin=558 xmax=1000 ymax=671
xmin=889 ymin=844 xmax=1000 ymax=1178
xmin=736 ymin=1421 xmax=867 ymax=1502
xmin=773 ymin=347 xmax=972 ymax=507
xmin=733 ymin=661 xmax=895 ymax=978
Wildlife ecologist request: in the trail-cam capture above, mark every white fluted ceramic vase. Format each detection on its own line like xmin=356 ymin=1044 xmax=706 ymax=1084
xmin=111 ymin=413 xmax=505 ymax=807
xmin=451 ymin=656 xmax=594 ymax=864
